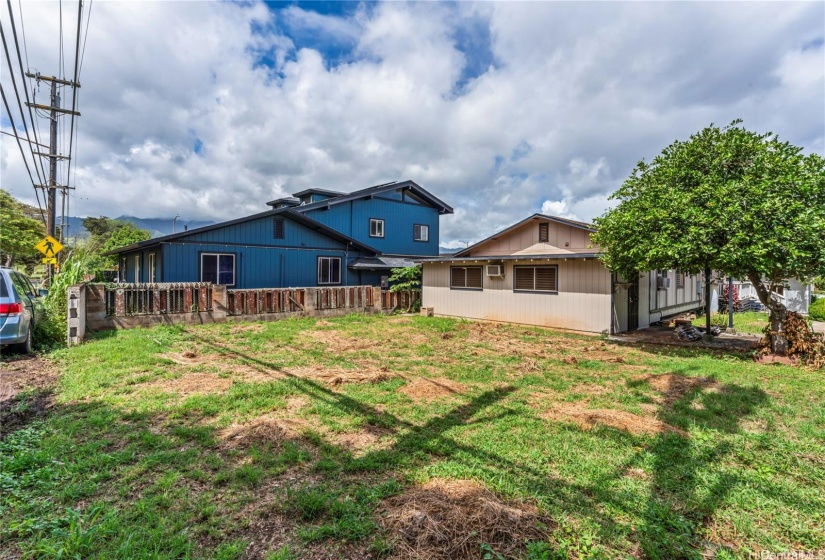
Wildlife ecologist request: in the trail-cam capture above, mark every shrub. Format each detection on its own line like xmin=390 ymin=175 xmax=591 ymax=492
xmin=810 ymin=298 xmax=825 ymax=322
xmin=35 ymin=253 xmax=95 ymax=347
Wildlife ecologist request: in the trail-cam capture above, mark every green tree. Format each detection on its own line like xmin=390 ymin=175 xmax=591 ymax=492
xmin=593 ymin=121 xmax=825 ymax=351
xmin=79 ymin=217 xmax=150 ymax=269
xmin=0 ymin=189 xmax=46 ymax=267
xmin=100 ymin=224 xmax=151 ymax=266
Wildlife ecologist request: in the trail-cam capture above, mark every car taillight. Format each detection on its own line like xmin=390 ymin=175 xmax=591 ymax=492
xmin=0 ymin=302 xmax=23 ymax=315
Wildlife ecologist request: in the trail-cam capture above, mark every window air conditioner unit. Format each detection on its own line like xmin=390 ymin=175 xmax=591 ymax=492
xmin=486 ymin=265 xmax=504 ymax=277
xmin=657 ymin=276 xmax=670 ymax=290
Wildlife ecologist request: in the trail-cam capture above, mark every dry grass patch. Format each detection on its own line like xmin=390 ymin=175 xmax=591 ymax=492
xmin=400 ymin=377 xmax=465 ymax=402
xmin=379 ymin=478 xmax=553 ymax=560
xmin=635 ymin=373 xmax=719 ymax=405
xmin=145 ymin=371 xmax=235 ymax=397
xmin=283 ymin=366 xmax=394 ymax=387
xmin=542 ymin=402 xmax=687 ymax=437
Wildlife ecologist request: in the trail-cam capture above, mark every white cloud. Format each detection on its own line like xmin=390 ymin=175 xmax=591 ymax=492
xmin=1 ymin=1 xmax=822 ymax=248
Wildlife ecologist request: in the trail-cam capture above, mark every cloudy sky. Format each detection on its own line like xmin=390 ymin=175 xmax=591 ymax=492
xmin=2 ymin=1 xmax=823 ymax=249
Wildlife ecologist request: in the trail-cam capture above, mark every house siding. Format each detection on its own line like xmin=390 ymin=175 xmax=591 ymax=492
xmin=302 ymin=197 xmax=439 ymax=256
xmin=422 ymin=259 xmax=612 ymax=333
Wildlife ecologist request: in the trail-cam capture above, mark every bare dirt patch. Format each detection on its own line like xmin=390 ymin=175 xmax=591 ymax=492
xmin=542 ymin=402 xmax=687 ymax=437
xmin=399 ymin=377 xmax=465 ymax=402
xmin=0 ymin=354 xmax=59 ymax=403
xmin=635 ymin=373 xmax=719 ymax=405
xmin=1 ymin=355 xmax=59 ymax=437
xmin=379 ymin=478 xmax=553 ymax=560
xmin=332 ymin=424 xmax=395 ymax=456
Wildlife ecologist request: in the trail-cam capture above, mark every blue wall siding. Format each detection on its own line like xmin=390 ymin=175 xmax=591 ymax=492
xmin=304 ymin=197 xmax=439 ymax=256
xmin=119 ymin=249 xmax=161 ymax=283
xmin=160 ymin=244 xmax=364 ymax=288
xmin=185 ymin=214 xmax=344 ymax=249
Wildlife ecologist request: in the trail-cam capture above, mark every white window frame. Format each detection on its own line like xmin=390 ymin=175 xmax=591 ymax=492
xmin=133 ymin=255 xmax=141 ymax=283
xmin=200 ymin=253 xmax=236 ymax=286
xmin=414 ymin=224 xmax=429 ymax=242
xmin=317 ymin=256 xmax=342 ymax=285
xmin=149 ymin=253 xmax=156 ymax=282
xmin=369 ymin=219 xmax=385 ymax=238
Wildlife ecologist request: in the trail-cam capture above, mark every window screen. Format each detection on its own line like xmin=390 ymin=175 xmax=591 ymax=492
xmin=370 ymin=219 xmax=384 ymax=238
xmin=514 ymin=266 xmax=557 ymax=292
xmin=539 ymin=223 xmax=549 ymax=243
xmin=201 ymin=254 xmax=235 ymax=285
xmin=414 ymin=224 xmax=429 ymax=242
xmin=274 ymin=218 xmax=285 ymax=239
xmin=318 ymin=257 xmax=342 ymax=285
xmin=450 ymin=266 xmax=482 ymax=289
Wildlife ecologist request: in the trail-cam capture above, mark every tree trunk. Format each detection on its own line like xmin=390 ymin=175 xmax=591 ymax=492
xmin=4 ymin=254 xmax=13 ymax=267
xmin=703 ymin=266 xmax=713 ymax=342
xmin=747 ymin=272 xmax=788 ymax=355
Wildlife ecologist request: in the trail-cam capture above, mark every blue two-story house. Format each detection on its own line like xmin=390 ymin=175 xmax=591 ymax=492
xmin=107 ymin=180 xmax=453 ymax=289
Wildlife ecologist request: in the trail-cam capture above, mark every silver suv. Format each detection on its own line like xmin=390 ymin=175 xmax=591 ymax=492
xmin=0 ymin=267 xmax=46 ymax=354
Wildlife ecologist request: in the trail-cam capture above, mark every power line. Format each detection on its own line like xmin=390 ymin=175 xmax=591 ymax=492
xmin=0 ymin=85 xmax=47 ymax=224
xmin=0 ymin=129 xmax=50 ymax=148
xmin=78 ymin=0 xmax=91 ymax=75
xmin=5 ymin=0 xmax=50 ymax=184
xmin=0 ymin=19 xmax=47 ymax=190
xmin=65 ymin=0 xmax=82 ymax=196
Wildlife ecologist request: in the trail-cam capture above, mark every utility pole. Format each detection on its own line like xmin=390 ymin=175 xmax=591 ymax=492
xmin=25 ymin=72 xmax=80 ymax=280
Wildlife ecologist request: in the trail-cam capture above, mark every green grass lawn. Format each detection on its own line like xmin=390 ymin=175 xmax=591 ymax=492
xmin=2 ymin=315 xmax=823 ymax=559
xmin=694 ymin=311 xmax=771 ymax=335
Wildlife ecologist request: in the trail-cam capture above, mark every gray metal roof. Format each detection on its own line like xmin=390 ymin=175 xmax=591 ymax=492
xmin=294 ymin=180 xmax=454 ymax=215
xmin=290 ymin=188 xmax=347 ymax=198
xmin=348 ymin=256 xmax=417 ymax=270
xmin=104 ymin=208 xmax=380 ymax=256
xmin=417 ymin=252 xmax=602 ymax=263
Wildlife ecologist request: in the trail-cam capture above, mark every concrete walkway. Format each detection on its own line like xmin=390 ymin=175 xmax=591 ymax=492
xmin=814 ymin=321 xmax=825 ymax=334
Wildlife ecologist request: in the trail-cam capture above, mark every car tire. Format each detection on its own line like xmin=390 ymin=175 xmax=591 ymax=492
xmin=12 ymin=323 xmax=33 ymax=354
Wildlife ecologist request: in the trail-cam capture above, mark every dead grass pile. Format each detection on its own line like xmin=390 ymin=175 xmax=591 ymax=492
xmin=219 ymin=416 xmax=291 ymax=449
xmin=400 ymin=377 xmax=465 ymax=402
xmin=379 ymin=479 xmax=552 ymax=560
xmin=284 ymin=366 xmax=394 ymax=386
xmin=542 ymin=402 xmax=687 ymax=437
xmin=759 ymin=312 xmax=825 ymax=369
xmin=636 ymin=373 xmax=718 ymax=405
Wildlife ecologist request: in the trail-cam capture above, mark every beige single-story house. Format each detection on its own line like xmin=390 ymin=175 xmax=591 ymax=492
xmin=421 ymin=214 xmax=704 ymax=334
xmin=730 ymin=278 xmax=813 ymax=314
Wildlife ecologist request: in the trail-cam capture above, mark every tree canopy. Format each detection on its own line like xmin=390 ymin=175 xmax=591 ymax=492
xmin=81 ymin=217 xmax=151 ymax=268
xmin=0 ymin=190 xmax=46 ymax=268
xmin=592 ymin=121 xmax=825 ymax=340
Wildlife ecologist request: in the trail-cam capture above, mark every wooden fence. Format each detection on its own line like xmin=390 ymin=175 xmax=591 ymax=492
xmin=103 ymin=283 xmax=419 ymax=318
xmin=104 ymin=282 xmax=213 ymax=317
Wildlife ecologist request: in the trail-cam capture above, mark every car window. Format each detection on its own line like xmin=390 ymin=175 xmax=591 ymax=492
xmin=0 ymin=275 xmax=8 ymax=298
xmin=10 ymin=272 xmax=34 ymax=298
xmin=22 ymin=275 xmax=38 ymax=296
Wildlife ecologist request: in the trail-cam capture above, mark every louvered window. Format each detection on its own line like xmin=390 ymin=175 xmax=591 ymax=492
xmin=274 ymin=218 xmax=285 ymax=239
xmin=539 ymin=223 xmax=549 ymax=243
xmin=451 ymin=266 xmax=482 ymax=290
xmin=514 ymin=266 xmax=558 ymax=293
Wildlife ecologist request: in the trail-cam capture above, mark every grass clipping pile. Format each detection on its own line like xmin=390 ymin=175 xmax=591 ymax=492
xmin=379 ymin=479 xmax=552 ymax=560
xmin=760 ymin=311 xmax=825 ymax=368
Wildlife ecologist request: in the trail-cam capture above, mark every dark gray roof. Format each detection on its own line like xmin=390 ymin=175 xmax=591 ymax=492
xmin=417 ymin=252 xmax=602 ymax=263
xmin=265 ymin=197 xmax=300 ymax=207
xmin=291 ymin=188 xmax=347 ymax=198
xmin=295 ymin=180 xmax=453 ymax=215
xmin=452 ymin=213 xmax=596 ymax=258
xmin=104 ymin=208 xmax=379 ymax=256
xmin=348 ymin=256 xmax=417 ymax=270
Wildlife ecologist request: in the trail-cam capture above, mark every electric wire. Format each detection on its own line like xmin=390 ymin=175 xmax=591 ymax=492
xmin=0 ymin=85 xmax=47 ymax=224
xmin=0 ymin=19 xmax=47 ymax=195
xmin=4 ymin=1 xmax=49 ymax=184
